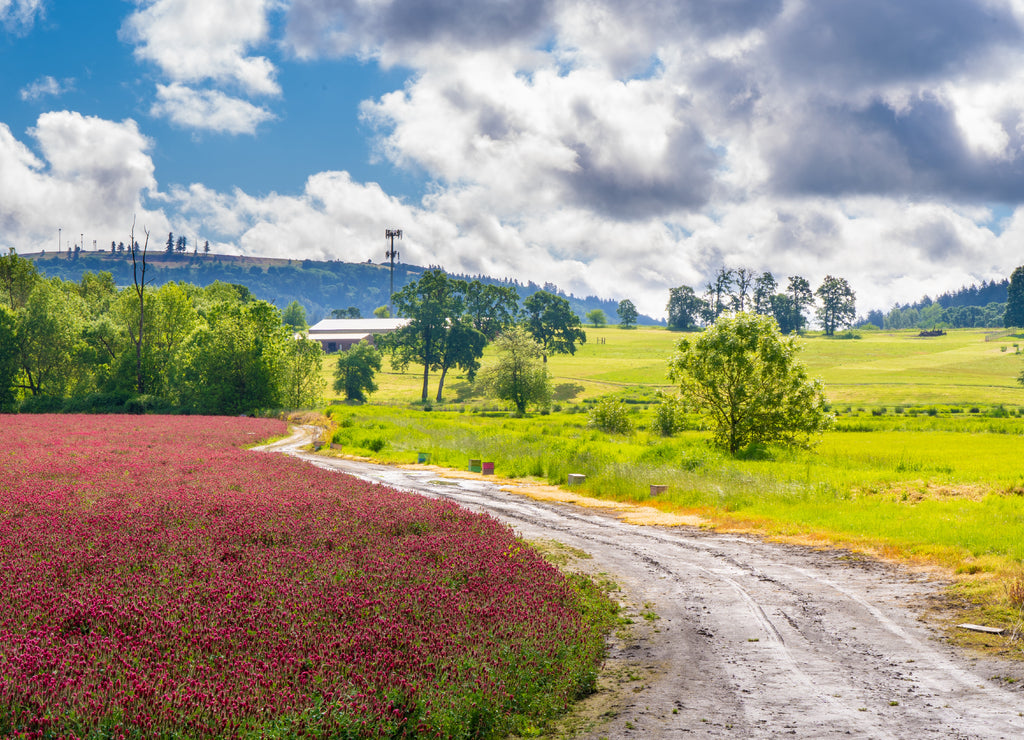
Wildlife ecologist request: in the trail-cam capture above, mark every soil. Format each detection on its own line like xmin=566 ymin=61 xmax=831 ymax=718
xmin=257 ymin=429 xmax=1024 ymax=738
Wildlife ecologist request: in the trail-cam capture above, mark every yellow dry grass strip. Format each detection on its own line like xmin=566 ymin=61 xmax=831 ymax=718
xmin=401 ymin=464 xmax=708 ymax=527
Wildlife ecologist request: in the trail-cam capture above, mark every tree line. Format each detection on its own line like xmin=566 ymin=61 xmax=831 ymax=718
xmin=872 ymin=266 xmax=1024 ymax=330
xmin=374 ymin=269 xmax=587 ymax=405
xmin=666 ymin=269 xmax=856 ymax=335
xmin=0 ymin=248 xmax=323 ymax=414
xmin=874 ymin=301 xmax=1007 ymax=331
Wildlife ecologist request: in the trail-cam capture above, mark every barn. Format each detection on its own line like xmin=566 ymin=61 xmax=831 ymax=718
xmin=305 ymin=318 xmax=410 ymax=352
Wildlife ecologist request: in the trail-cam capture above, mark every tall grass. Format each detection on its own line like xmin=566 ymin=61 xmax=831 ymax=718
xmin=321 ymin=402 xmax=1024 ymax=578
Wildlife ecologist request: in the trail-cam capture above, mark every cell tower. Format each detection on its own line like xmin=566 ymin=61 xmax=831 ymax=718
xmin=385 ymin=228 xmax=402 ymax=311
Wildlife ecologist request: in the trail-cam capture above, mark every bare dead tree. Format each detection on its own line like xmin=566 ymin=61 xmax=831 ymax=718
xmin=127 ymin=217 xmax=150 ymax=394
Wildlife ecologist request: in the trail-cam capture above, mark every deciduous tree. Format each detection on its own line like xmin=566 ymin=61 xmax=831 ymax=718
xmin=281 ymin=335 xmax=325 ymax=408
xmin=668 ymin=312 xmax=831 ymax=454
xmin=616 ymin=299 xmax=638 ymax=328
xmin=127 ymin=220 xmax=151 ymax=393
xmin=282 ymin=300 xmax=308 ymax=330
xmin=387 ymin=270 xmax=487 ymax=402
xmin=463 ymin=281 xmax=520 ymax=340
xmin=703 ymin=268 xmax=734 ymax=322
xmin=477 ymin=327 xmax=551 ymax=415
xmin=784 ymin=275 xmax=814 ymax=333
xmin=334 ymin=340 xmax=382 ymax=402
xmin=174 ymin=301 xmax=288 ymax=414
xmin=586 ymin=308 xmax=606 ymax=328
xmin=0 ymin=306 xmax=18 ymax=410
xmin=434 ymin=322 xmax=486 ymax=402
xmin=732 ymin=268 xmax=755 ymax=312
xmin=523 ymin=290 xmax=586 ymax=361
xmin=752 ymin=272 xmax=777 ymax=316
xmin=15 ymin=279 xmax=86 ymax=397
xmin=666 ymin=285 xmax=705 ymax=331
xmin=815 ymin=275 xmax=856 ymax=336
xmin=0 ymin=248 xmax=39 ymax=311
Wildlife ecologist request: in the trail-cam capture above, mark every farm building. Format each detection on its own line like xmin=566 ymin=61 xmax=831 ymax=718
xmin=305 ymin=318 xmax=410 ymax=352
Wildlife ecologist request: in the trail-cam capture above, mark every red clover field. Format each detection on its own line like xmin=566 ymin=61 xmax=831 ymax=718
xmin=0 ymin=416 xmax=610 ymax=739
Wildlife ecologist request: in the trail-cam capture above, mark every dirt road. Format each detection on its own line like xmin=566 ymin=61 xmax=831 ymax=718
xmin=258 ymin=430 xmax=1024 ymax=738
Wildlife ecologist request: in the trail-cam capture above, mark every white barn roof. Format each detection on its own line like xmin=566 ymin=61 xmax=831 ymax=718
xmin=308 ymin=318 xmax=410 ymax=334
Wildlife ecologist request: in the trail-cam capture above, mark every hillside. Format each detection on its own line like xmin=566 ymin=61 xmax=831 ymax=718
xmin=23 ymin=250 xmax=662 ymax=325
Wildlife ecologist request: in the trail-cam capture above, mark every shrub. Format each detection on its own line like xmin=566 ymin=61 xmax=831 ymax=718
xmin=588 ymin=398 xmax=633 ymax=434
xmin=653 ymin=395 xmax=686 ymax=437
xmin=1005 ymin=575 xmax=1024 ymax=607
xmin=19 ymin=395 xmax=71 ymax=413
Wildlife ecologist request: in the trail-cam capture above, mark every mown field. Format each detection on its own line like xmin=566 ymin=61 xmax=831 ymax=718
xmin=320 ymin=326 xmax=1024 ymax=632
xmin=337 ymin=325 xmax=1024 ymax=408
xmin=0 ymin=416 xmax=615 ymax=739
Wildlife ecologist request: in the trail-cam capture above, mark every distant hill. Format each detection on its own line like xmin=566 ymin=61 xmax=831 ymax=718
xmin=23 ymin=250 xmax=663 ymax=325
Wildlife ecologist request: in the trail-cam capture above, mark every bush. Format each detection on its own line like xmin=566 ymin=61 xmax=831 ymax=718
xmin=653 ymin=395 xmax=686 ymax=437
xmin=588 ymin=398 xmax=633 ymax=434
xmin=18 ymin=395 xmax=66 ymax=413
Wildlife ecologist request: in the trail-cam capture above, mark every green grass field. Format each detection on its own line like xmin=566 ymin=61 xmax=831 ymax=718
xmin=323 ymin=326 xmax=1024 ymax=408
xmin=317 ymin=326 xmax=1024 ymax=631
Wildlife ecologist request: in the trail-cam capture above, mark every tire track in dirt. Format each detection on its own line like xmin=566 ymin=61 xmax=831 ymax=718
xmin=257 ymin=429 xmax=1024 ymax=738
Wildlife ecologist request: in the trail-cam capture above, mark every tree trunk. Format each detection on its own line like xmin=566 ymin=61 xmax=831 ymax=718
xmin=436 ymin=365 xmax=448 ymax=403
xmin=135 ymin=299 xmax=144 ymax=394
xmin=421 ymin=364 xmax=430 ymax=402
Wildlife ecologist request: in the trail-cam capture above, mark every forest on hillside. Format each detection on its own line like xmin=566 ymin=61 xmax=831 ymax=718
xmin=874 ymin=280 xmax=1010 ymax=330
xmin=22 ymin=251 xmax=659 ymax=326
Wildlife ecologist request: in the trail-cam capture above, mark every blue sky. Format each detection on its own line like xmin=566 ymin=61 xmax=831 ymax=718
xmin=1 ymin=2 xmax=416 ymax=197
xmin=4 ymin=0 xmax=1024 ymax=316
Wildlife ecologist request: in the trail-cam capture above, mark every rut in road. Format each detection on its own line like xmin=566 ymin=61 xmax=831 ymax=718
xmin=257 ymin=429 xmax=1024 ymax=739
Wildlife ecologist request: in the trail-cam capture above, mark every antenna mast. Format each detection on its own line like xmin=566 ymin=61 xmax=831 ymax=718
xmin=385 ymin=228 xmax=402 ymax=312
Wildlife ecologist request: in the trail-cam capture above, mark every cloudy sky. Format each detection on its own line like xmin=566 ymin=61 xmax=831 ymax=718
xmin=4 ymin=0 xmax=1024 ymax=317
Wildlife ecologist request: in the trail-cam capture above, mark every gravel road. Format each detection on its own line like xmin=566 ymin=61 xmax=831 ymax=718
xmin=258 ymin=430 xmax=1024 ymax=738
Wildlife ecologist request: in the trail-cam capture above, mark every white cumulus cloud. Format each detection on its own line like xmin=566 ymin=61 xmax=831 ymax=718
xmin=0 ymin=112 xmax=166 ymax=251
xmin=151 ymin=84 xmax=275 ymax=135
xmin=122 ymin=0 xmax=281 ymax=95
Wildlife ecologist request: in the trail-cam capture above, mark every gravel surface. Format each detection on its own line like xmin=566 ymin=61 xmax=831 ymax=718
xmin=259 ymin=430 xmax=1024 ymax=738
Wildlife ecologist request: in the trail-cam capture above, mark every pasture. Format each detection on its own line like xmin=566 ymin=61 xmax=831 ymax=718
xmin=333 ymin=326 xmax=1024 ymax=408
xmin=323 ymin=326 xmax=1024 ymax=629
